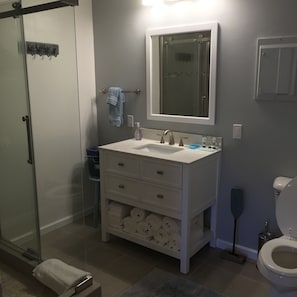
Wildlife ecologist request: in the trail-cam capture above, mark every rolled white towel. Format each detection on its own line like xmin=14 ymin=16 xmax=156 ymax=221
xmin=33 ymin=259 xmax=91 ymax=295
xmin=136 ymin=221 xmax=153 ymax=238
xmin=162 ymin=217 xmax=181 ymax=234
xmin=130 ymin=208 xmax=147 ymax=222
xmin=122 ymin=216 xmax=138 ymax=234
xmin=168 ymin=233 xmax=181 ymax=252
xmin=145 ymin=213 xmax=163 ymax=232
xmin=153 ymin=228 xmax=169 ymax=246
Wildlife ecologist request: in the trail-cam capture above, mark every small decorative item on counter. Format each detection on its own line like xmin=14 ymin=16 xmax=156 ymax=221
xmin=134 ymin=122 xmax=142 ymax=140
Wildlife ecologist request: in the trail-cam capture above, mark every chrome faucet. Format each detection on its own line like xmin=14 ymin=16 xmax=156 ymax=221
xmin=162 ymin=129 xmax=175 ymax=145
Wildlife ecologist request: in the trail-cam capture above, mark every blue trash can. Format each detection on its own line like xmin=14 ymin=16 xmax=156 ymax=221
xmin=86 ymin=146 xmax=100 ymax=180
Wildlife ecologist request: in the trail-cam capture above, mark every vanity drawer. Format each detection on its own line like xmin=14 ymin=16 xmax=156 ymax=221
xmin=140 ymin=159 xmax=182 ymax=187
xmin=103 ymin=152 xmax=139 ymax=177
xmin=142 ymin=184 xmax=182 ymax=213
xmin=104 ymin=175 xmax=140 ymax=201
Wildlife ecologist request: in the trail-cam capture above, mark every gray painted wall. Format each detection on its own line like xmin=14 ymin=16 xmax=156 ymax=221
xmin=92 ymin=0 xmax=297 ymax=251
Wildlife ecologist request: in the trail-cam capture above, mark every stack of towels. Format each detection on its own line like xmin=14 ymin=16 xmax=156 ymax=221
xmin=107 ymin=201 xmax=132 ymax=229
xmin=107 ymin=202 xmax=204 ymax=252
xmin=122 ymin=207 xmax=182 ymax=252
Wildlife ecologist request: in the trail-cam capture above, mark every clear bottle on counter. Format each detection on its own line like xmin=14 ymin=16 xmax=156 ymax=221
xmin=134 ymin=122 xmax=142 ymax=140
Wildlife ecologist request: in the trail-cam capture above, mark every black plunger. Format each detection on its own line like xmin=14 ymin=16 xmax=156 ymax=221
xmin=231 ymin=188 xmax=244 ymax=254
xmin=221 ymin=188 xmax=246 ymax=263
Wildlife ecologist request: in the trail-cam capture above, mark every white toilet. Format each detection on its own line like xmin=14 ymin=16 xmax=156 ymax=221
xmin=258 ymin=176 xmax=297 ymax=297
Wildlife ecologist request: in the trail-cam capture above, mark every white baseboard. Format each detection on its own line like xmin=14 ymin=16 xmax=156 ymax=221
xmin=215 ymin=238 xmax=258 ymax=261
xmin=10 ymin=208 xmax=94 ymax=246
xmin=40 ymin=207 xmax=93 ymax=235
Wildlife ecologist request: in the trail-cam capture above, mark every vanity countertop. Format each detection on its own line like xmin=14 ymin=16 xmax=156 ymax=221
xmin=99 ymin=138 xmax=220 ymax=164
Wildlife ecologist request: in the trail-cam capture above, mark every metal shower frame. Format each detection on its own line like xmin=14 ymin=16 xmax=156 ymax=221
xmin=0 ymin=0 xmax=78 ymax=19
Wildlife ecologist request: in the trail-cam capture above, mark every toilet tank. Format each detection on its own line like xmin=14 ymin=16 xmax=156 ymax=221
xmin=273 ymin=176 xmax=292 ymax=198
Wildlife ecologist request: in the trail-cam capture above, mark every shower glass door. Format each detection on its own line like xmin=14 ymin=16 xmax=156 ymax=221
xmin=0 ymin=0 xmax=41 ymax=260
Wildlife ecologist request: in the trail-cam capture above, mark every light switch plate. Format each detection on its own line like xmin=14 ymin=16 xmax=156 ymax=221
xmin=127 ymin=115 xmax=134 ymax=127
xmin=233 ymin=124 xmax=242 ymax=139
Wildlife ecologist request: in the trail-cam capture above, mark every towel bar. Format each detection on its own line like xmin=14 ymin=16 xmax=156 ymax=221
xmin=100 ymin=88 xmax=141 ymax=95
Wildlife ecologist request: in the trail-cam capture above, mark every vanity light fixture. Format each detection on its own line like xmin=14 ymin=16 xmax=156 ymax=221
xmin=164 ymin=0 xmax=185 ymax=2
xmin=142 ymin=0 xmax=162 ymax=6
xmin=142 ymin=0 xmax=188 ymax=6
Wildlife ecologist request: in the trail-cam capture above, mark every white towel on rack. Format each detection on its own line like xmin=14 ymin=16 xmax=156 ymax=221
xmin=33 ymin=259 xmax=91 ymax=295
xmin=106 ymin=87 xmax=125 ymax=127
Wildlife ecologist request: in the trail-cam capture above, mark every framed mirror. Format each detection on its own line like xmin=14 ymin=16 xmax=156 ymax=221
xmin=146 ymin=22 xmax=218 ymax=125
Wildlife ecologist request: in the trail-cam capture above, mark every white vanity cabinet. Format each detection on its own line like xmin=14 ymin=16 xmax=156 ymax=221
xmin=99 ymin=140 xmax=221 ymax=274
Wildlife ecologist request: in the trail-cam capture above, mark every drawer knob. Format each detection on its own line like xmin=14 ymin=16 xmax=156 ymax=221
xmin=118 ymin=184 xmax=125 ymax=189
xmin=156 ymin=170 xmax=164 ymax=175
xmin=118 ymin=162 xmax=125 ymax=167
xmin=156 ymin=194 xmax=164 ymax=199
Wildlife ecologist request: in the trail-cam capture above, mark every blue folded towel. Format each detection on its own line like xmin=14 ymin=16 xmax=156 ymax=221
xmin=106 ymin=87 xmax=125 ymax=127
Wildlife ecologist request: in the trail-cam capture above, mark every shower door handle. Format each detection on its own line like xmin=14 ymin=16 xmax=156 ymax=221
xmin=22 ymin=115 xmax=33 ymax=164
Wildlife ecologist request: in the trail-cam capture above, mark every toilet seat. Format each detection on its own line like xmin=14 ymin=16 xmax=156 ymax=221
xmin=260 ymin=237 xmax=297 ymax=277
xmin=276 ymin=176 xmax=297 ymax=238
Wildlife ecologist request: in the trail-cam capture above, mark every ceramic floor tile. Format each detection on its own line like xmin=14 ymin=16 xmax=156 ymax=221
xmin=223 ymin=274 xmax=270 ymax=297
xmin=1 ymin=220 xmax=271 ymax=297
xmin=189 ymin=262 xmax=237 ymax=294
xmin=83 ymin=266 xmax=130 ymax=297
xmin=103 ymin=254 xmax=154 ymax=284
xmin=239 ymin=259 xmax=267 ymax=282
xmin=105 ymin=237 xmax=163 ymax=265
xmin=83 ymin=244 xmax=123 ymax=273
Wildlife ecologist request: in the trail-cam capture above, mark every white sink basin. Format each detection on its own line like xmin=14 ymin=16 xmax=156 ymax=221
xmin=134 ymin=143 xmax=183 ymax=155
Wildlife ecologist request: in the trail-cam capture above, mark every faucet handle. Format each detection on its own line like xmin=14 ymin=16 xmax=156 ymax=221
xmin=157 ymin=133 xmax=165 ymax=144
xmin=179 ymin=136 xmax=188 ymax=147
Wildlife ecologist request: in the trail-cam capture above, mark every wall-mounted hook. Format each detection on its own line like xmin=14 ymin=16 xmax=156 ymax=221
xmin=26 ymin=41 xmax=59 ymax=58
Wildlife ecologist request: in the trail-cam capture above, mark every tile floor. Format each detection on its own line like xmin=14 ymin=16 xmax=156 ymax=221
xmin=0 ymin=219 xmax=270 ymax=297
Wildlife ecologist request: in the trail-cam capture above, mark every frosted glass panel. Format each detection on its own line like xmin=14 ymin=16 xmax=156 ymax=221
xmin=23 ymin=5 xmax=83 ymax=236
xmin=0 ymin=1 xmax=40 ymax=257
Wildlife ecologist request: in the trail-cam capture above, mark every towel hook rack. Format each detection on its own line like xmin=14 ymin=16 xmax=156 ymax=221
xmin=100 ymin=88 xmax=141 ymax=95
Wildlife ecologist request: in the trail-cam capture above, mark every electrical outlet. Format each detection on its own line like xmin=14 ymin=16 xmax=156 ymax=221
xmin=127 ymin=115 xmax=134 ymax=127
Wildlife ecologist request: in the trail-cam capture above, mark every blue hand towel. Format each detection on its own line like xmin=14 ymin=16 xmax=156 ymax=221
xmin=106 ymin=87 xmax=125 ymax=127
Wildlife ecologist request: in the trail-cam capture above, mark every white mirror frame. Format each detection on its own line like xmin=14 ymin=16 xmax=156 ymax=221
xmin=146 ymin=22 xmax=218 ymax=125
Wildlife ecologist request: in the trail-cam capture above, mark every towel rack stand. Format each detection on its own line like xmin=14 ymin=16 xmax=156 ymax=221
xmin=100 ymin=88 xmax=141 ymax=95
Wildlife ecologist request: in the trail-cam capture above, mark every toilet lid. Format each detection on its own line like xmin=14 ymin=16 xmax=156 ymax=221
xmin=276 ymin=176 xmax=297 ymax=238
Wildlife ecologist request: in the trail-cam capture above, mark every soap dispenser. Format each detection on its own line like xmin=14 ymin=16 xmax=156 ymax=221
xmin=134 ymin=122 xmax=142 ymax=140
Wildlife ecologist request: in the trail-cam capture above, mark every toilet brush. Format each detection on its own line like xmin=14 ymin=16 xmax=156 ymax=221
xmin=221 ymin=188 xmax=247 ymax=264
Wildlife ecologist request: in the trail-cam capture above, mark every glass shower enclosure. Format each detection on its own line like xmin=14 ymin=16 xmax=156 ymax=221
xmin=0 ymin=0 xmax=83 ymax=264
xmin=0 ymin=0 xmax=40 ymax=260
